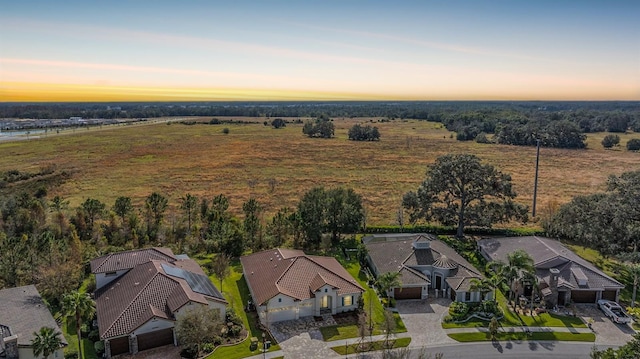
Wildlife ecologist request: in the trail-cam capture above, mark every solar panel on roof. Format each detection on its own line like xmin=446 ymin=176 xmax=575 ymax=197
xmin=161 ymin=263 xmax=223 ymax=299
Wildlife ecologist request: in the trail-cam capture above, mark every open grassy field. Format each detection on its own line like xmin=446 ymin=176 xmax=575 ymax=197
xmin=1 ymin=117 xmax=638 ymax=224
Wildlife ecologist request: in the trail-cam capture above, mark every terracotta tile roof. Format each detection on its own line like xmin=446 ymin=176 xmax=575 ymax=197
xmin=90 ymin=247 xmax=177 ymax=274
xmin=241 ymin=249 xmax=364 ymax=305
xmin=0 ymin=285 xmax=68 ymax=347
xmin=95 ymin=257 xmax=226 ymax=340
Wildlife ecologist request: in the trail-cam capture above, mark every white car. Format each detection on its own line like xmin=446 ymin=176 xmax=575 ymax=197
xmin=597 ymin=299 xmax=632 ymax=324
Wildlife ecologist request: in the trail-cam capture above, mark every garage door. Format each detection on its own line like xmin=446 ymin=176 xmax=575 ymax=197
xmin=602 ymin=290 xmax=617 ymax=301
xmin=137 ymin=328 xmax=174 ymax=352
xmin=394 ymin=287 xmax=421 ymax=300
xmin=571 ymin=290 xmax=597 ymax=303
xmin=109 ymin=336 xmax=129 ymax=356
xmin=298 ymin=303 xmax=314 ymax=318
xmin=267 ymin=307 xmax=297 ymax=322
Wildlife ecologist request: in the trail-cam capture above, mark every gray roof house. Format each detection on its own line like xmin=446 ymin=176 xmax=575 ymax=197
xmin=0 ymin=285 xmax=67 ymax=359
xmin=363 ymin=234 xmax=485 ymax=302
xmin=478 ymin=236 xmax=624 ymax=306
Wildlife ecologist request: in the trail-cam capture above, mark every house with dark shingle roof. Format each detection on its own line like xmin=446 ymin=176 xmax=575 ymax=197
xmin=91 ymin=248 xmax=227 ymax=358
xmin=0 ymin=285 xmax=67 ymax=359
xmin=240 ymin=249 xmax=364 ymax=324
xmin=478 ymin=236 xmax=624 ymax=306
xmin=363 ymin=234 xmax=485 ymax=302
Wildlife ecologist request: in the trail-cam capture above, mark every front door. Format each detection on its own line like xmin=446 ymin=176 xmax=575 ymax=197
xmin=435 ymin=275 xmax=442 ymax=290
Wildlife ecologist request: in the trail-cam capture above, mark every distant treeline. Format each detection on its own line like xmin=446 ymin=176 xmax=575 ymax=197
xmin=2 ymin=101 xmax=640 ymax=149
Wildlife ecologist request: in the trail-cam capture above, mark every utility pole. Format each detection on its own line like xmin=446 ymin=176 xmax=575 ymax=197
xmin=532 ymin=139 xmax=541 ymax=217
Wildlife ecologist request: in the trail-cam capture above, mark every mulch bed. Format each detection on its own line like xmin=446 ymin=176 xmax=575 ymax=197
xmin=333 ymin=311 xmax=359 ymax=325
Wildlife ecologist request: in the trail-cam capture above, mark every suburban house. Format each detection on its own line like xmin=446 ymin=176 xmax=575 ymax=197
xmin=240 ymin=249 xmax=364 ymax=325
xmin=91 ymin=248 xmax=227 ymax=358
xmin=363 ymin=233 xmax=485 ymax=302
xmin=0 ymin=285 xmax=67 ymax=359
xmin=478 ymin=236 xmax=624 ymax=306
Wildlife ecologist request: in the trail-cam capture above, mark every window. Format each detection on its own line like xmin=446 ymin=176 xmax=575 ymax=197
xmin=278 ymin=298 xmax=282 ymax=303
xmin=105 ymin=271 xmax=117 ymax=277
xmin=321 ymin=296 xmax=330 ymax=308
xmin=465 ymin=292 xmax=471 ymax=302
xmin=343 ymin=296 xmax=353 ymax=306
xmin=324 ymin=288 xmax=328 ymax=293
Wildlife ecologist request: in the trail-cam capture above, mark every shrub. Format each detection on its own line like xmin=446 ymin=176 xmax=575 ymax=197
xmin=222 ymin=128 xmax=230 ymax=134
xmin=94 ymin=341 xmax=105 ymax=356
xmin=271 ymin=118 xmax=286 ymax=129
xmin=209 ymin=118 xmax=221 ymax=124
xmin=475 ymin=132 xmax=491 ymax=144
xmin=180 ymin=345 xmax=198 ymax=359
xmin=201 ymin=342 xmax=216 ymax=353
xmin=64 ymin=351 xmax=78 ymax=359
xmin=88 ymin=329 xmax=100 ymax=342
xmin=449 ymin=301 xmax=470 ymax=320
xmin=601 ymin=134 xmax=620 ymax=148
xmin=225 ymin=308 xmax=243 ymax=326
xmin=627 ymin=139 xmax=640 ymax=151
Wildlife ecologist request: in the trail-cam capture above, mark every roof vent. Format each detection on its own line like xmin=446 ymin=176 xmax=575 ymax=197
xmin=251 ymin=271 xmax=254 ymax=275
xmin=270 ymin=258 xmax=273 ymax=261
xmin=134 ymin=282 xmax=139 ymax=286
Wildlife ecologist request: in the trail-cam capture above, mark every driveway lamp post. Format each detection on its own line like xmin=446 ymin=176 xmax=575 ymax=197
xmin=262 ymin=332 xmax=266 ymax=359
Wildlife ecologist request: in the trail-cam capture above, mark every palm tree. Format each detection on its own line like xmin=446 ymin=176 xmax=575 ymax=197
xmin=470 ymin=278 xmax=491 ymax=301
xmin=375 ymin=272 xmax=402 ymax=306
xmin=504 ymin=250 xmax=535 ymax=308
xmin=32 ymin=327 xmax=63 ymax=359
xmin=483 ymin=261 xmax=509 ymax=303
xmin=62 ymin=291 xmax=95 ymax=359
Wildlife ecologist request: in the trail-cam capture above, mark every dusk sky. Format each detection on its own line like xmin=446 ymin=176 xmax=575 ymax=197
xmin=1 ymin=0 xmax=639 ymax=101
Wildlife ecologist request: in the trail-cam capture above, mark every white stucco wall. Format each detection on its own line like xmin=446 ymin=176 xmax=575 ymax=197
xmin=18 ymin=347 xmax=64 ymax=359
xmin=132 ymin=318 xmax=174 ymax=336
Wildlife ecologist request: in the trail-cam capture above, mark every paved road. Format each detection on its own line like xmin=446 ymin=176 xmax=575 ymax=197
xmin=343 ymin=342 xmax=617 ymax=359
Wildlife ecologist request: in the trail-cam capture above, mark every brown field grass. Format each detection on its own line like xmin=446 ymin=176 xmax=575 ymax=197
xmin=1 ymin=117 xmax=638 ymax=225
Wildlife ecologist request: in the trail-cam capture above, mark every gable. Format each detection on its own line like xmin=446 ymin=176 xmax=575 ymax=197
xmin=241 ymin=249 xmax=363 ymax=305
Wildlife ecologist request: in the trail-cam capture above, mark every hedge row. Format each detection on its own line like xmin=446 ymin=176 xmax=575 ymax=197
xmin=363 ymin=225 xmax=545 ymax=237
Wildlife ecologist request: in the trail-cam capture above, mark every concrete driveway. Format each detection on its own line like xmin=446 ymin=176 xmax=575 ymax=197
xmin=395 ymin=297 xmax=457 ymax=347
xmin=574 ymin=304 xmax=636 ymax=345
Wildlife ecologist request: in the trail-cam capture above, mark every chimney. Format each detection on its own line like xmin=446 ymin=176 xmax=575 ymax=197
xmin=4 ymin=334 xmax=19 ymax=359
xmin=547 ymin=268 xmax=560 ymax=308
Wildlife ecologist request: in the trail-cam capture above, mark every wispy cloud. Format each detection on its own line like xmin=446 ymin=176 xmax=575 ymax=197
xmin=282 ymin=21 xmax=565 ymax=64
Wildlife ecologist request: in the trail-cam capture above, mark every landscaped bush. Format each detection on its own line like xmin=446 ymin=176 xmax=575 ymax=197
xmin=449 ymin=301 xmax=470 ymax=320
xmin=473 ymin=300 xmax=501 ymax=317
xmin=93 ymin=341 xmax=105 ymax=356
xmin=64 ymin=351 xmax=78 ymax=359
xmin=180 ymin=345 xmax=198 ymax=359
xmin=202 ymin=342 xmax=216 ymax=353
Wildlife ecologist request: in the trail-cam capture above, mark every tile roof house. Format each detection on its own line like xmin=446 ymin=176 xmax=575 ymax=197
xmin=91 ymin=248 xmax=227 ymax=358
xmin=478 ymin=236 xmax=624 ymax=306
xmin=363 ymin=234 xmax=485 ymax=302
xmin=240 ymin=249 xmax=364 ymax=325
xmin=0 ymin=285 xmax=67 ymax=359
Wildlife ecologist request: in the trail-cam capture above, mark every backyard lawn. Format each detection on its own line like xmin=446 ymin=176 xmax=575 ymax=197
xmin=205 ymin=258 xmax=280 ymax=359
xmin=320 ymin=254 xmax=407 ymax=341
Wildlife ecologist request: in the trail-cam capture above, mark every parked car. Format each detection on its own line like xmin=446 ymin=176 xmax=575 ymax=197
xmin=597 ymin=299 xmax=632 ymax=324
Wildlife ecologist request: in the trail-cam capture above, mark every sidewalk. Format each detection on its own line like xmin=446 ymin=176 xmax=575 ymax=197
xmin=444 ymin=326 xmax=593 ymax=334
